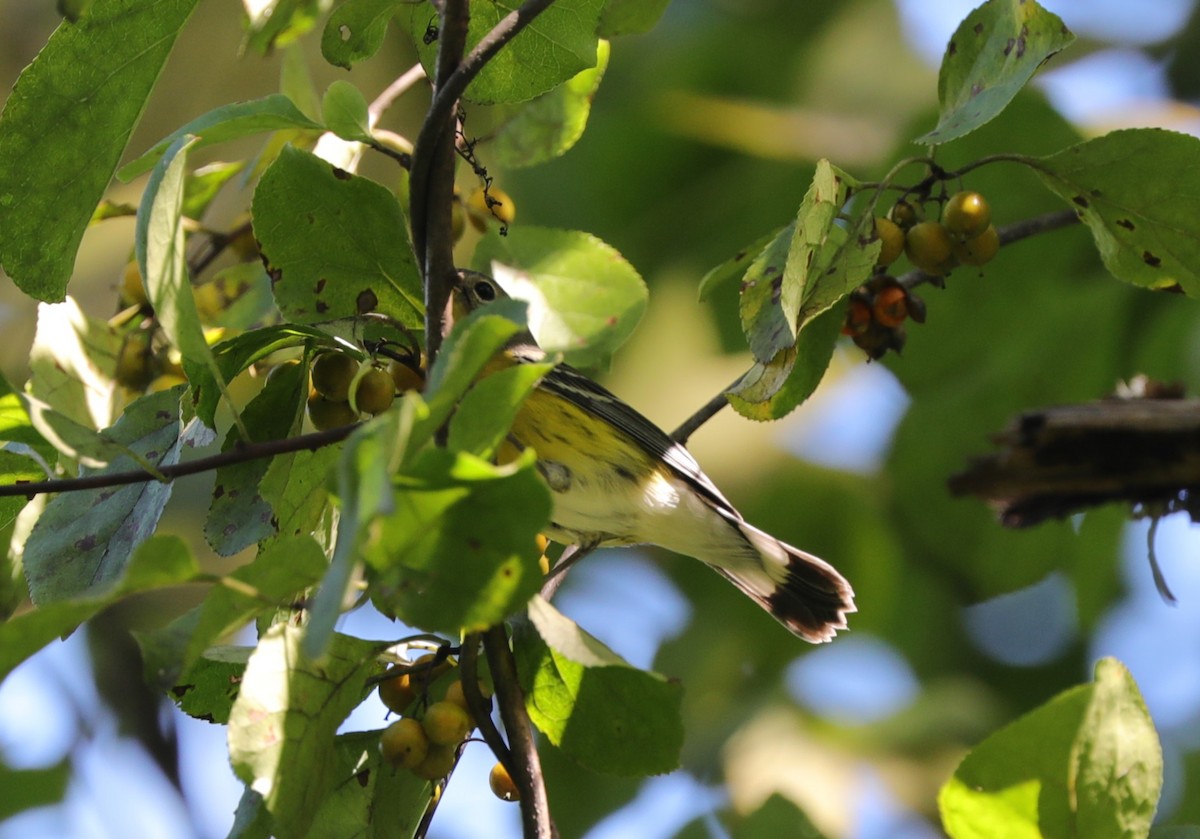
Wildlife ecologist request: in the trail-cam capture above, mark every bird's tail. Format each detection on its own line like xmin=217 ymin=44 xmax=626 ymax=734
xmin=709 ymin=522 xmax=855 ymax=643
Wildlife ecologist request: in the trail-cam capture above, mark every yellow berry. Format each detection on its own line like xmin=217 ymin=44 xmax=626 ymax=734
xmin=306 ymin=392 xmax=360 ymax=431
xmin=954 ymin=224 xmax=1001 ymax=266
xmin=422 ymin=701 xmax=472 ymax=746
xmin=489 ymin=762 xmax=520 ymax=802
xmin=147 ymin=373 xmax=187 ymax=393
xmin=351 ymin=367 xmax=395 ymax=415
xmin=378 ymin=668 xmax=417 ymax=715
xmin=380 ymin=718 xmax=429 ymax=769
xmin=905 ymin=221 xmax=956 ymax=276
xmin=889 ymin=200 xmax=919 ymax=229
xmin=120 ymin=261 xmax=149 ymax=308
xmin=443 ymin=680 xmax=469 ymax=712
xmin=311 ymin=352 xmax=358 ymax=402
xmin=115 ymin=332 xmax=157 ymax=390
xmin=411 ymin=743 xmax=458 ymax=781
xmin=943 ymin=191 xmax=991 ymax=239
xmin=388 ymin=359 xmax=425 ymax=394
xmin=193 ymin=282 xmax=226 ymax=325
xmin=873 ymin=217 xmax=905 ymax=267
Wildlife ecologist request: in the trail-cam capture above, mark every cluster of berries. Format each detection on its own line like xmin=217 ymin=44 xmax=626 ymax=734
xmin=844 ymin=190 xmax=998 ymax=359
xmin=305 ymin=351 xmax=424 ymax=430
xmin=377 ymin=652 xmax=520 ymax=801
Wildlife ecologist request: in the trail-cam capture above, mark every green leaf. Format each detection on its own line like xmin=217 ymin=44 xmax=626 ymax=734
xmin=23 ymin=391 xmax=209 ymax=603
xmin=422 ymin=301 xmax=527 ymax=437
xmin=259 ymin=443 xmax=340 ymax=549
xmin=725 ymin=305 xmax=842 ymax=421
xmin=320 ymin=0 xmax=405 ymax=69
xmin=1069 ymin=658 xmax=1162 ymax=839
xmin=0 ymin=535 xmax=197 ymax=682
xmin=228 ymin=626 xmax=383 ymax=839
xmin=306 ymin=405 xmax=414 ymax=658
xmin=305 ymin=731 xmax=435 ymax=837
xmin=0 ymin=0 xmax=199 ymax=301
xmin=119 ymin=95 xmax=321 ymax=181
xmin=175 ymin=644 xmax=251 ymax=724
xmin=17 ymin=392 xmax=140 ymax=469
xmin=472 ymin=227 xmax=647 ymax=368
xmin=598 ymin=0 xmax=672 ymax=37
xmin=448 ymin=362 xmax=555 ymax=457
xmin=253 ymin=145 xmax=422 ymax=326
xmin=738 ymin=223 xmax=796 ymax=362
xmin=402 ymin=0 xmax=605 ymax=105
xmin=28 ymin=298 xmax=123 ymax=431
xmin=697 ymin=227 xmax=785 ymax=303
xmin=516 ymin=596 xmax=683 ymax=776
xmin=917 ymin=0 xmax=1074 ymax=145
xmin=185 ymin=537 xmax=328 ymax=675
xmin=739 ymin=162 xmax=873 ymax=363
xmin=493 ymin=40 xmax=610 ymax=169
xmin=0 ymin=759 xmax=70 ymax=820
xmin=206 ymin=361 xmax=307 ymax=555
xmin=367 ymin=449 xmax=550 ymax=635
xmin=940 ymin=657 xmax=1162 ymax=839
xmin=181 ymin=160 xmax=246 ymax=220
xmin=244 ymin=0 xmax=331 ymax=55
xmin=1033 ymin=129 xmax=1200 ymax=298
xmin=783 ymin=161 xmax=876 ymax=334
xmin=321 ymin=81 xmax=373 ymax=143
xmin=136 ymin=136 xmax=230 ymax=429
xmin=729 ymin=794 xmax=827 ymax=839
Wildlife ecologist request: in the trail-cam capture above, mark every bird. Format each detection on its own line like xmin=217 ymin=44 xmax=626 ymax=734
xmin=451 ymin=271 xmax=855 ymax=642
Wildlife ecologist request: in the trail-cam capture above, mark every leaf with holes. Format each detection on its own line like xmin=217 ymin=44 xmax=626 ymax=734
xmin=917 ymin=0 xmax=1073 ymax=145
xmin=253 ymin=145 xmax=422 ymax=326
xmin=1033 ymin=128 xmax=1200 ymax=298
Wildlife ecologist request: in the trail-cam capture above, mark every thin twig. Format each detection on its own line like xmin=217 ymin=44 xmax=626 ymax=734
xmin=368 ymin=63 xmax=429 ymax=123
xmin=670 ymin=376 xmax=744 ymax=445
xmin=0 ymin=422 xmax=358 ymax=498
xmin=461 ymin=634 xmax=514 ymax=770
xmin=484 ymin=625 xmax=557 ymax=839
xmin=538 ymin=543 xmax=597 ymax=602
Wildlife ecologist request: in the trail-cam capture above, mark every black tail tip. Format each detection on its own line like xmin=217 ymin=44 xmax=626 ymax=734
xmin=767 ymin=552 xmax=856 ymax=643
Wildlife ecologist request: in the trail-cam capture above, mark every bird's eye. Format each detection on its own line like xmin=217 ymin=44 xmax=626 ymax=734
xmin=473 ymin=280 xmax=497 ymax=302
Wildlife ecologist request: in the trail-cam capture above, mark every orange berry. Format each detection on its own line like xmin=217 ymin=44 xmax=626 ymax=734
xmin=388 ymin=359 xmax=425 ymax=394
xmin=872 ymin=286 xmax=908 ymax=328
xmin=841 ymin=297 xmax=872 ymax=337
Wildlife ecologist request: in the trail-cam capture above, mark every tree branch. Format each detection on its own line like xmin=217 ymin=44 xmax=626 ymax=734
xmin=460 ymin=633 xmax=513 ymax=769
xmin=484 ymin=625 xmax=557 ymax=839
xmin=0 ymin=422 xmax=358 ymax=498
xmin=670 ymin=209 xmax=1084 ymax=444
xmin=410 ymin=0 xmax=470 ymax=370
